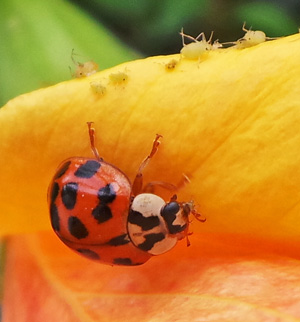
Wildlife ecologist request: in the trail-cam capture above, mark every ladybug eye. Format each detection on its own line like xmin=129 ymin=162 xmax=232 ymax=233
xmin=161 ymin=201 xmax=187 ymax=235
xmin=161 ymin=202 xmax=180 ymax=219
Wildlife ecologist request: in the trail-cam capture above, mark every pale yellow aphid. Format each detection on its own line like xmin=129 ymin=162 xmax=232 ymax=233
xmin=109 ymin=71 xmax=128 ymax=84
xmin=75 ymin=61 xmax=98 ymax=78
xmin=165 ymin=59 xmax=179 ymax=71
xmin=71 ymin=50 xmax=98 ymax=78
xmin=234 ymin=23 xmax=275 ymax=49
xmin=180 ymin=28 xmax=221 ymax=60
xmin=90 ymin=81 xmax=106 ymax=95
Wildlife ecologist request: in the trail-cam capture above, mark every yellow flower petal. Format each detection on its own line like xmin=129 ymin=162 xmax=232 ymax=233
xmin=0 ymin=34 xmax=300 ymax=247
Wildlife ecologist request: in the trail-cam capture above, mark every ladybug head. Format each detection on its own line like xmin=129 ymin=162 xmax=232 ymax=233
xmin=160 ymin=198 xmax=206 ymax=246
xmin=160 ymin=201 xmax=189 ymax=236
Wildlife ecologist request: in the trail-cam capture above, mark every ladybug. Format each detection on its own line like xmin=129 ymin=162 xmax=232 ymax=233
xmin=48 ymin=122 xmax=205 ymax=266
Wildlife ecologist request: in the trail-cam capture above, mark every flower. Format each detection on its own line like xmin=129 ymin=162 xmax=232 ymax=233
xmin=2 ymin=33 xmax=300 ymax=320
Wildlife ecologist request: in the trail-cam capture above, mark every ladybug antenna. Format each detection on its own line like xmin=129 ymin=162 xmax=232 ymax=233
xmin=87 ymin=122 xmax=102 ymax=161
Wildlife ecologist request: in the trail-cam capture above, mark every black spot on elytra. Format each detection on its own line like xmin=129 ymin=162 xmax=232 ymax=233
xmin=113 ymin=258 xmax=134 ymax=266
xmin=54 ymin=160 xmax=71 ymax=179
xmin=98 ymin=184 xmax=116 ymax=204
xmin=74 ymin=160 xmax=100 ymax=178
xmin=161 ymin=202 xmax=186 ymax=234
xmin=50 ymin=182 xmax=59 ymax=204
xmin=61 ymin=182 xmax=78 ymax=210
xmin=92 ymin=204 xmax=113 ymax=223
xmin=91 ymin=184 xmax=116 ymax=224
xmin=137 ymin=233 xmax=165 ymax=251
xmin=108 ymin=234 xmax=130 ymax=246
xmin=68 ymin=216 xmax=88 ymax=239
xmin=76 ymin=248 xmax=100 ymax=260
xmin=50 ymin=203 xmax=60 ymax=231
xmin=128 ymin=209 xmax=160 ymax=231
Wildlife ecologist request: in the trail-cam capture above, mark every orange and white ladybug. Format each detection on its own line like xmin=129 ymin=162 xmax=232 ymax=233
xmin=48 ymin=123 xmax=205 ymax=266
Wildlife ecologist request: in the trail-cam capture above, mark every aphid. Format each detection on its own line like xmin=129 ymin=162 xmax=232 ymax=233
xmin=48 ymin=123 xmax=206 ymax=266
xmin=71 ymin=49 xmax=98 ymax=78
xmin=180 ymin=28 xmax=221 ymax=60
xmin=90 ymin=81 xmax=107 ymax=95
xmin=234 ymin=23 xmax=276 ymax=49
xmin=109 ymin=71 xmax=128 ymax=84
xmin=74 ymin=61 xmax=98 ymax=78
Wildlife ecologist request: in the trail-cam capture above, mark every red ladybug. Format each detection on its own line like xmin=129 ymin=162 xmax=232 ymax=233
xmin=48 ymin=123 xmax=205 ymax=266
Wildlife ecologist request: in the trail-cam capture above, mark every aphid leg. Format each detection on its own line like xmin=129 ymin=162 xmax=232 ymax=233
xmin=87 ymin=122 xmax=102 ymax=161
xmin=221 ymin=40 xmax=236 ymax=47
xmin=180 ymin=27 xmax=204 ymax=45
xmin=132 ymin=134 xmax=162 ymax=196
xmin=195 ymin=31 xmax=206 ymax=41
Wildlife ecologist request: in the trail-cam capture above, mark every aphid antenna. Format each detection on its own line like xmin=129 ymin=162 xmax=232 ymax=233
xmin=207 ymin=30 xmax=214 ymax=44
xmin=242 ymin=21 xmax=252 ymax=32
xmin=71 ymin=48 xmax=84 ymax=66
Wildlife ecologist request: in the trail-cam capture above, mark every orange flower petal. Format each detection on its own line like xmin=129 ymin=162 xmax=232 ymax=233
xmin=0 ymin=34 xmax=300 ymax=250
xmin=3 ymin=232 xmax=300 ymax=321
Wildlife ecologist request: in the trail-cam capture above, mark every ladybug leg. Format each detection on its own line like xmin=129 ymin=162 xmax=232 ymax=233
xmin=132 ymin=134 xmax=162 ymax=196
xmin=186 ymin=233 xmax=191 ymax=247
xmin=87 ymin=122 xmax=103 ymax=161
xmin=143 ymin=181 xmax=177 ymax=193
xmin=143 ymin=173 xmax=190 ymax=194
xmin=175 ymin=173 xmax=191 ymax=190
xmin=175 ymin=215 xmax=192 ymax=247
xmin=142 ymin=173 xmax=190 ymax=199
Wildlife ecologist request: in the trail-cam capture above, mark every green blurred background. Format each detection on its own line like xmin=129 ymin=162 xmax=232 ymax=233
xmin=0 ymin=0 xmax=299 ymax=106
